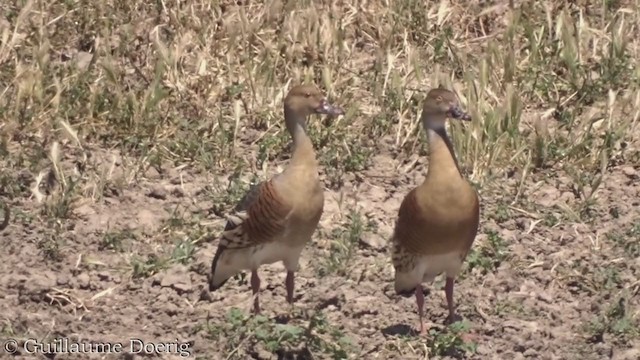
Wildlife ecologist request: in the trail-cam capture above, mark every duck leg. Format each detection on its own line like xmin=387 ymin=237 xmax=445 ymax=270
xmin=251 ymin=270 xmax=261 ymax=314
xmin=285 ymin=271 xmax=295 ymax=304
xmin=415 ymin=284 xmax=426 ymax=334
xmin=444 ymin=277 xmax=456 ymax=323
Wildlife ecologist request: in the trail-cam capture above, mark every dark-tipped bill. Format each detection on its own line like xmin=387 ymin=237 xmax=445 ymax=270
xmin=449 ymin=104 xmax=471 ymax=121
xmin=316 ymin=99 xmax=345 ymax=116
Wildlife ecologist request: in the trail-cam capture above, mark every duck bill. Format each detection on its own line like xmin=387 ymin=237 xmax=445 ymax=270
xmin=316 ymin=99 xmax=345 ymax=116
xmin=449 ymin=104 xmax=471 ymax=121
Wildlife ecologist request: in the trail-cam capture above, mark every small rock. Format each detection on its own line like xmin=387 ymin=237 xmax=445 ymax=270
xmin=56 ymin=275 xmax=70 ymax=286
xmin=145 ymin=167 xmax=162 ymax=180
xmin=171 ymin=187 xmax=185 ymax=197
xmin=74 ymin=204 xmax=96 ymax=218
xmin=74 ymin=51 xmax=93 ymax=71
xmin=359 ymin=232 xmax=386 ymax=251
xmin=476 ymin=344 xmax=491 ymax=355
xmin=137 ymin=209 xmax=160 ymax=231
xmin=0 ymin=18 xmax=10 ymax=30
xmin=500 ymin=228 xmax=518 ymax=241
xmin=157 ymin=293 xmax=169 ymax=303
xmin=615 ymin=347 xmax=640 ymax=360
xmin=536 ymin=291 xmax=553 ymax=304
xmin=148 ymin=186 xmax=168 ymax=200
xmin=173 ymin=281 xmax=192 ymax=293
xmin=348 ymin=295 xmax=379 ymax=316
xmin=127 ymin=283 xmax=141 ymax=291
xmin=199 ymin=289 xmax=212 ymax=301
xmin=559 ymin=191 xmax=575 ymax=203
xmin=165 ymin=303 xmax=179 ymax=316
xmin=189 ymin=261 xmax=209 ymax=276
xmin=160 ymin=265 xmax=192 ymax=293
xmin=97 ymin=271 xmax=111 ymax=282
xmin=32 ymin=271 xmax=57 ymax=290
xmin=536 ymin=185 xmax=560 ymax=207
xmin=621 ymin=166 xmax=637 ymax=179
xmin=523 ymin=348 xmax=538 ymax=357
xmin=76 ymin=273 xmax=91 ymax=289
xmin=253 ymin=344 xmax=276 ymax=360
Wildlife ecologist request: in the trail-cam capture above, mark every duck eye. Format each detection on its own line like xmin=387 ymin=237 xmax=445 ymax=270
xmin=435 ymin=96 xmax=443 ymax=102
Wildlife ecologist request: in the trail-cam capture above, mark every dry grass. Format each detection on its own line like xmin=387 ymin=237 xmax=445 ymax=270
xmin=1 ymin=0 xmax=639 ymax=359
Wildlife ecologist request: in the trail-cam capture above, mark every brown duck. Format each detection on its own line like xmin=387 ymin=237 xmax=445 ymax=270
xmin=209 ymin=84 xmax=344 ymax=314
xmin=391 ymin=88 xmax=480 ymax=334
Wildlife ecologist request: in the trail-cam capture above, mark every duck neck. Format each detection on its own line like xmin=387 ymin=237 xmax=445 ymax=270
xmin=423 ymin=116 xmax=463 ymax=180
xmin=284 ymin=108 xmax=317 ymax=170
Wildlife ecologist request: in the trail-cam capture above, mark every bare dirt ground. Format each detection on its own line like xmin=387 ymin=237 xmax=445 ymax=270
xmin=1 ymin=1 xmax=639 ymax=359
